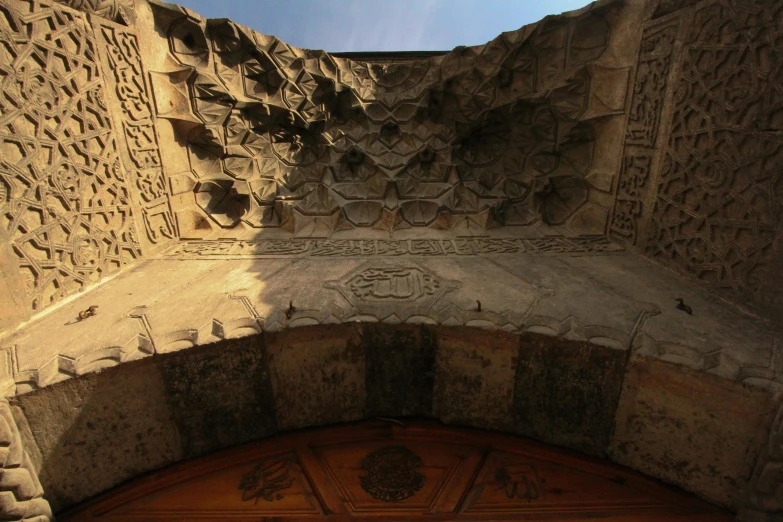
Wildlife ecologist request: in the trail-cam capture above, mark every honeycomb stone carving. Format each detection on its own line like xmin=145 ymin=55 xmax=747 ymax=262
xmin=0 ymin=0 xmax=143 ymax=313
xmin=146 ymin=0 xmax=629 ymax=239
xmin=195 ymin=179 xmax=250 ymax=227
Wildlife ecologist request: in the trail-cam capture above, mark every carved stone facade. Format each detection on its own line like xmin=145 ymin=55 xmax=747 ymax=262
xmin=646 ymin=0 xmax=783 ymax=323
xmin=0 ymin=0 xmax=781 ymax=520
xmin=53 ymin=0 xmax=135 ymax=25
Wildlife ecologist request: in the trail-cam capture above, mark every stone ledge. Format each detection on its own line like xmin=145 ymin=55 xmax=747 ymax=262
xmin=1 ymin=252 xmax=779 ymax=397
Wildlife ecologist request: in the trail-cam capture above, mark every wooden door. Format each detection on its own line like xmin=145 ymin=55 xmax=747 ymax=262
xmin=61 ymin=419 xmax=732 ymax=521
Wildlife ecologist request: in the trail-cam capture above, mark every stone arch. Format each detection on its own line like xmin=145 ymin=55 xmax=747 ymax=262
xmin=5 ymin=324 xmax=776 ymax=518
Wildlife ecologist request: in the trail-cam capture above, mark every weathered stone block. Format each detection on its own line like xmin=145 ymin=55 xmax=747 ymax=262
xmin=157 ymin=335 xmax=277 ymax=459
xmin=512 ymin=334 xmax=627 ymax=456
xmin=14 ymin=360 xmax=183 ymax=512
xmin=362 ymin=324 xmax=436 ymax=418
xmin=433 ymin=327 xmax=519 ymax=432
xmin=609 ymin=355 xmax=779 ymax=509
xmin=265 ymin=324 xmax=365 ymax=431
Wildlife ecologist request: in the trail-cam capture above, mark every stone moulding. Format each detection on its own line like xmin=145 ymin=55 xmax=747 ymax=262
xmin=2 ymin=278 xmax=780 ymax=397
xmin=739 ymin=401 xmax=783 ymax=519
xmin=609 ymin=13 xmax=681 ymax=246
xmin=2 ymin=312 xmax=639 ymax=396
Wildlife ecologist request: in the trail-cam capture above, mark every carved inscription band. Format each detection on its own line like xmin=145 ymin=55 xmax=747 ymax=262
xmin=164 ymin=236 xmax=623 ymax=258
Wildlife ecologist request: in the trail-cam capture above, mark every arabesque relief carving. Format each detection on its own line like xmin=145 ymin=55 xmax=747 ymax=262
xmin=324 ymin=260 xmax=460 ymax=316
xmin=0 ymin=0 xmax=142 ymax=312
xmin=494 ymin=463 xmax=544 ymax=501
xmin=238 ymin=454 xmax=299 ymax=504
xmin=359 ymin=446 xmax=425 ymax=502
xmin=53 ymin=0 xmax=135 ymax=25
xmin=147 ymin=0 xmax=628 ymax=239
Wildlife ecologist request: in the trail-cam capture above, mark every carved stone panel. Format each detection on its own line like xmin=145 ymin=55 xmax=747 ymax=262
xmin=0 ymin=0 xmax=142 ymax=313
xmin=53 ymin=0 xmax=135 ymax=25
xmin=93 ymin=19 xmax=178 ymax=249
xmin=643 ymin=0 xmax=783 ymax=321
xmin=610 ymin=17 xmax=679 ymax=246
xmin=165 ymin=236 xmax=623 ymax=259
xmin=324 ymin=260 xmax=460 ymax=316
xmin=0 ymin=399 xmax=52 ymax=521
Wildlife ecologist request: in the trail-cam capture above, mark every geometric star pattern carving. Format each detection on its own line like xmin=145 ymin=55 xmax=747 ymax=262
xmin=645 ymin=0 xmax=783 ymax=312
xmin=0 ymin=0 xmax=141 ymax=311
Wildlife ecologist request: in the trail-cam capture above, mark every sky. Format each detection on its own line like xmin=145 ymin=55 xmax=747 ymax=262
xmin=173 ymin=0 xmax=593 ymax=52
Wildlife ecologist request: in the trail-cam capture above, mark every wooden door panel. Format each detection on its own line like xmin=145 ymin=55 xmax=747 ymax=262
xmin=85 ymin=451 xmax=325 ymax=519
xmin=61 ymin=420 xmax=733 ymax=521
